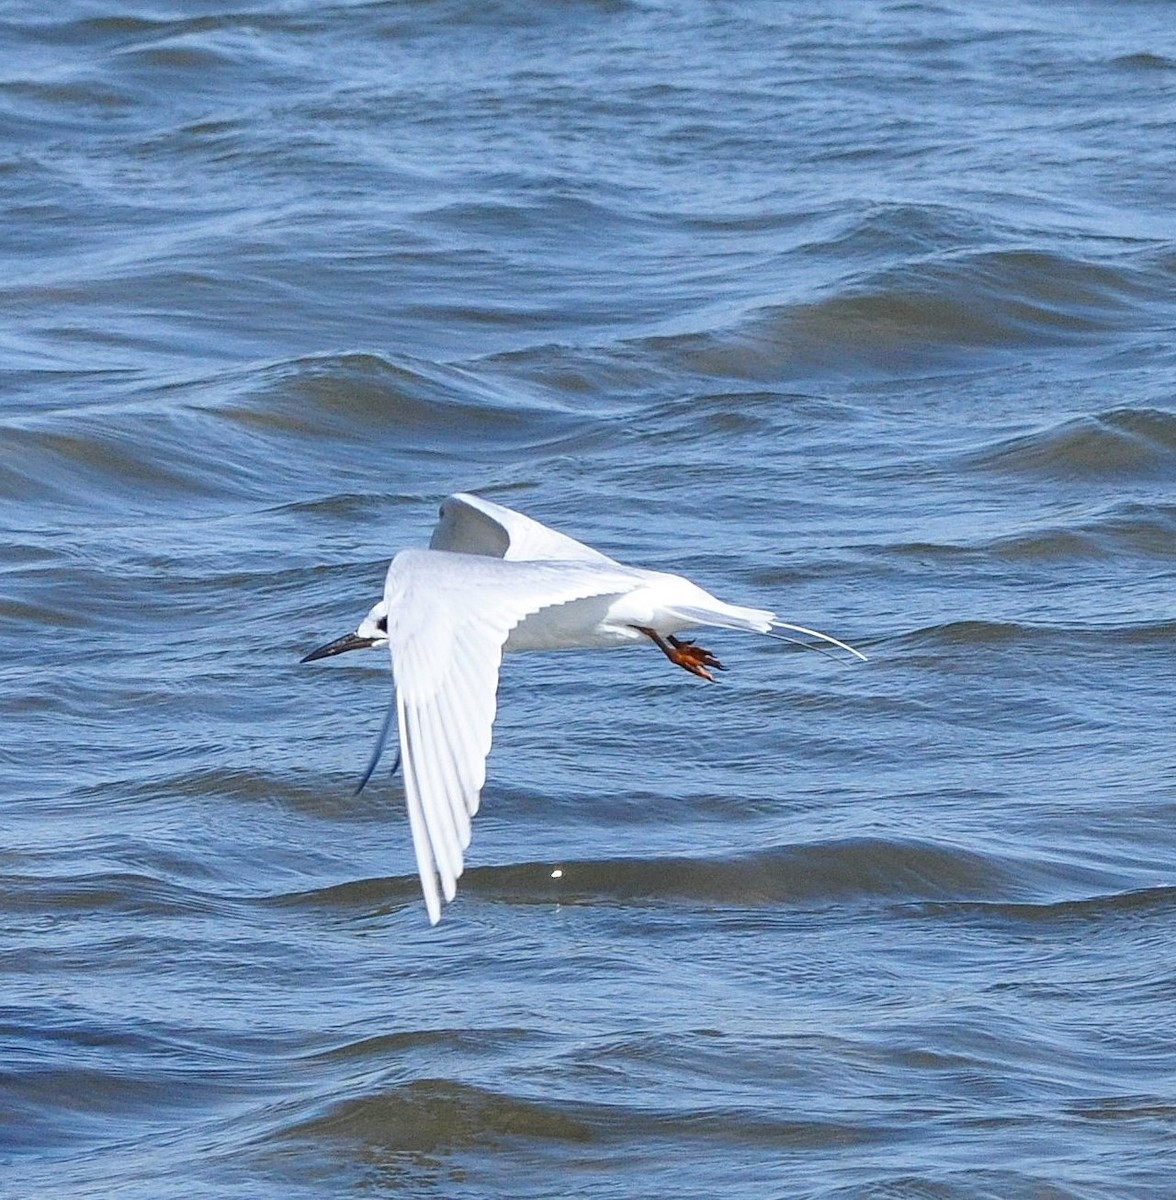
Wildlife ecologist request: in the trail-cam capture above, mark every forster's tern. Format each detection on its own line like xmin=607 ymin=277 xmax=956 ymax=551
xmin=302 ymin=492 xmax=865 ymax=925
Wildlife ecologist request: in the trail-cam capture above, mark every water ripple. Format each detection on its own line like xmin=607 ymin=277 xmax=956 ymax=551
xmin=972 ymin=407 xmax=1176 ymax=479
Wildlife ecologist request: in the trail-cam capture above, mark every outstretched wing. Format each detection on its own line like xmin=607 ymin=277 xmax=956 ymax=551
xmin=428 ymin=492 xmax=618 ymax=565
xmin=384 ymin=549 xmax=635 ymax=924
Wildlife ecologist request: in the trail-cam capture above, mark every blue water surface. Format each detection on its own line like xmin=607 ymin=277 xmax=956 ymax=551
xmin=2 ymin=2 xmax=1175 ymax=1197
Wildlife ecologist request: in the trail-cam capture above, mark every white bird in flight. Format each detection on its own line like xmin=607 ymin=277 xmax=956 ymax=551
xmin=302 ymin=492 xmax=865 ymax=925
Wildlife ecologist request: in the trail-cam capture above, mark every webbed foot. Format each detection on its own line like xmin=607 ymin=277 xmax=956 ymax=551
xmin=635 ymin=628 xmax=726 ymax=681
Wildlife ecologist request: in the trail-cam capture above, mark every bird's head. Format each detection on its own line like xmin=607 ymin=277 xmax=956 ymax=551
xmin=301 ymin=600 xmax=389 ymax=662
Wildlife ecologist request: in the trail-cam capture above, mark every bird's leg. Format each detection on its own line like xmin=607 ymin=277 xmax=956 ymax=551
xmin=635 ymin=627 xmax=726 ymax=682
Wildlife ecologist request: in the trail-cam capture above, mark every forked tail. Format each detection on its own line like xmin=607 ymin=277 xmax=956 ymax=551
xmin=665 ymin=604 xmax=867 ymax=663
xmin=766 ymin=619 xmax=867 ymax=662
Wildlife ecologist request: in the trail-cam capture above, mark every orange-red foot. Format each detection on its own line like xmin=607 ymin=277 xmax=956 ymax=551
xmin=636 ymin=627 xmax=727 ymax=681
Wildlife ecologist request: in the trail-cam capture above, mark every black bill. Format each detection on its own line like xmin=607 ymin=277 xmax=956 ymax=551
xmin=300 ymin=632 xmax=379 ymax=663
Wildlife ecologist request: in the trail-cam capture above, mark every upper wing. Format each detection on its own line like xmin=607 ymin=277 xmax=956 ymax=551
xmin=428 ymin=492 xmax=618 ymax=565
xmin=384 ymin=549 xmax=635 ymax=924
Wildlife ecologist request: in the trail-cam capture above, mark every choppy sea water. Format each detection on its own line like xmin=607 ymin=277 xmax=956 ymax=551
xmin=3 ymin=2 xmax=1176 ymax=1196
